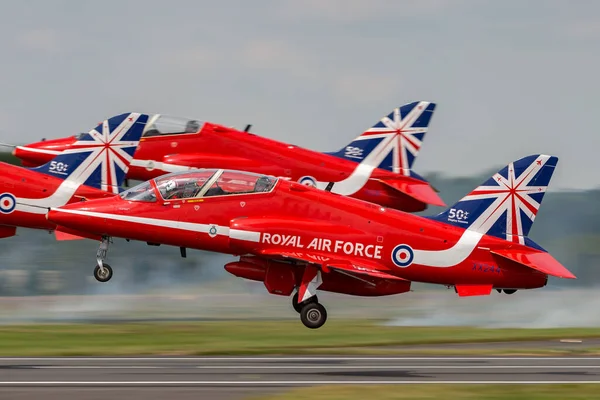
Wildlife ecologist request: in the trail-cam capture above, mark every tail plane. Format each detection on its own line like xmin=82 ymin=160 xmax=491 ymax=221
xmin=430 ymin=154 xmax=575 ymax=280
xmin=31 ymin=113 xmax=149 ymax=194
xmin=431 ymin=154 xmax=558 ymax=246
xmin=327 ymin=101 xmax=436 ymax=180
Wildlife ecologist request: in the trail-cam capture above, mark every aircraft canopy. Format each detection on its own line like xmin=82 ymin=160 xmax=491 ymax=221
xmin=119 ymin=169 xmax=278 ymax=202
xmin=142 ymin=114 xmax=203 ymax=137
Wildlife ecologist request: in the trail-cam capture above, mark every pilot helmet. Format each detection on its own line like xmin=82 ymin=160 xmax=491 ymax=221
xmin=254 ymin=176 xmax=272 ymax=192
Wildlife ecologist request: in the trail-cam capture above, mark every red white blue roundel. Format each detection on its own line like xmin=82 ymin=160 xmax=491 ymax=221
xmin=298 ymin=176 xmax=317 ymax=187
xmin=0 ymin=192 xmax=16 ymax=214
xmin=392 ymin=244 xmax=414 ymax=267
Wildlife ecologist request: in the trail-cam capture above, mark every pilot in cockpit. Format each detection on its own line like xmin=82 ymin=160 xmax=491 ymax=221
xmin=185 ymin=120 xmax=201 ymax=133
xmin=163 ymin=179 xmax=203 ymax=199
xmin=254 ymin=176 xmax=273 ymax=193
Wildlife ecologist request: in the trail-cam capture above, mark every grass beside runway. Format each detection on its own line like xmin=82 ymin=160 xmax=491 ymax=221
xmin=0 ymin=320 xmax=600 ymax=355
xmin=255 ymin=384 xmax=600 ymax=400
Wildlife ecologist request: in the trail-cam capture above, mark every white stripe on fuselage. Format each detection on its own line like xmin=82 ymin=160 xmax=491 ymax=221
xmin=50 ymin=208 xmax=225 ymax=235
xmin=411 ymin=230 xmax=484 ymax=268
xmin=15 ymin=180 xmax=81 ymax=214
xmin=50 ymin=208 xmax=483 ymax=269
xmin=131 ymin=159 xmax=196 ymax=173
xmin=15 ymin=146 xmax=61 ymax=156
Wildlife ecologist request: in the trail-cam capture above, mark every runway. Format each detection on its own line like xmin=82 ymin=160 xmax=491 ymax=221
xmin=2 ymin=356 xmax=600 ymax=399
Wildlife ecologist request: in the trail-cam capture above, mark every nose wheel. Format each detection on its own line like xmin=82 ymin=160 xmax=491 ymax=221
xmin=94 ymin=236 xmax=113 ymax=282
xmin=94 ymin=264 xmax=113 ymax=282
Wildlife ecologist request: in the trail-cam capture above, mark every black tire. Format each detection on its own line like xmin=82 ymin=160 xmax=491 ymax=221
xmin=300 ymin=302 xmax=327 ymax=329
xmin=94 ymin=264 xmax=113 ymax=283
xmin=292 ymin=292 xmax=319 ymax=313
xmin=503 ymin=289 xmax=517 ymax=295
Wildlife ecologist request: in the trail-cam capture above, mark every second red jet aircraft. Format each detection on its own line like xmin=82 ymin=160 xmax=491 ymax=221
xmin=18 ymin=101 xmax=444 ymax=212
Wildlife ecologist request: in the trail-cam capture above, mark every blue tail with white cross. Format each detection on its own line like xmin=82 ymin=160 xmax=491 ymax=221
xmin=30 ymin=113 xmax=149 ymax=194
xmin=326 ymin=101 xmax=436 ymax=181
xmin=430 ymin=154 xmax=558 ymax=246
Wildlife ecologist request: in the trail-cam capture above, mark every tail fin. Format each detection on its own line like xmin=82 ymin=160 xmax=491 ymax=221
xmin=430 ymin=154 xmax=558 ymax=245
xmin=327 ymin=101 xmax=436 ymax=180
xmin=30 ymin=112 xmax=149 ymax=194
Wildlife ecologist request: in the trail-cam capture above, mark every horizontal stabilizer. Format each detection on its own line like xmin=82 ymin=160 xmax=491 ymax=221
xmin=491 ymin=249 xmax=576 ymax=279
xmin=54 ymin=226 xmax=101 ymax=241
xmin=455 ymin=284 xmax=493 ymax=297
xmin=373 ymin=178 xmax=446 ymax=207
xmin=0 ymin=225 xmax=16 ymax=239
xmin=54 ymin=230 xmax=85 ymax=241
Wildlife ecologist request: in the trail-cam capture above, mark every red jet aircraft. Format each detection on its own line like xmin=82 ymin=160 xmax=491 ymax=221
xmin=46 ymin=154 xmax=575 ymax=329
xmin=18 ymin=102 xmax=444 ymax=212
xmin=0 ymin=112 xmax=149 ymax=241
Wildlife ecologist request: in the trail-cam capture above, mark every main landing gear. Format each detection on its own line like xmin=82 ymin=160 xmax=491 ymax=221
xmin=292 ymin=292 xmax=327 ymax=329
xmin=291 ymin=266 xmax=327 ymax=329
xmin=496 ymin=289 xmax=517 ymax=295
xmin=94 ymin=236 xmax=113 ymax=282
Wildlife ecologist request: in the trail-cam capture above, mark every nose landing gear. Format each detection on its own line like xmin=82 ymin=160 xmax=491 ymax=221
xmin=94 ymin=236 xmax=113 ymax=282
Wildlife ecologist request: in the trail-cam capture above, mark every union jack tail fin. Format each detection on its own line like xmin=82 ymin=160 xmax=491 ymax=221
xmin=30 ymin=113 xmax=149 ymax=194
xmin=430 ymin=154 xmax=558 ymax=245
xmin=326 ymin=101 xmax=436 ymax=180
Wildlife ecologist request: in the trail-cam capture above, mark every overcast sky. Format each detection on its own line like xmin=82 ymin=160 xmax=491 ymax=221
xmin=0 ymin=0 xmax=598 ymax=190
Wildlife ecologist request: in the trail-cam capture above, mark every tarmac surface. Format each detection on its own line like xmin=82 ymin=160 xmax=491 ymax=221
xmin=2 ymin=356 xmax=600 ymax=399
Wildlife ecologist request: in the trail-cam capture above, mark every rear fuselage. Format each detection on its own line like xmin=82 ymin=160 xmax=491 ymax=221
xmin=0 ymin=162 xmax=114 ymax=231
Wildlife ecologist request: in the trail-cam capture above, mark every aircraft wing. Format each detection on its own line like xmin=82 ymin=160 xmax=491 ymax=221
xmin=258 ymin=249 xmax=407 ymax=282
xmin=54 ymin=225 xmax=102 ymax=241
xmin=0 ymin=225 xmax=16 ymax=239
xmin=490 ymin=249 xmax=576 ymax=279
xmin=370 ymin=177 xmax=446 ymax=207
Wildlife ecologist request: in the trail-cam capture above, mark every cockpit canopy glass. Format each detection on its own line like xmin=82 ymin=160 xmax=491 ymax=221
xmin=119 ymin=170 xmax=278 ymax=202
xmin=155 ymin=170 xmax=215 ymax=200
xmin=142 ymin=115 xmax=203 ymax=137
xmin=202 ymin=170 xmax=277 ymax=197
xmin=119 ymin=181 xmax=157 ymax=202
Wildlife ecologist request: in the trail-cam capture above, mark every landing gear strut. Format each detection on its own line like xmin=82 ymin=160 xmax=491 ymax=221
xmin=292 ymin=266 xmax=327 ymax=329
xmin=292 ymin=291 xmax=327 ymax=328
xmin=292 ymin=292 xmax=319 ymax=313
xmin=94 ymin=236 xmax=113 ymax=282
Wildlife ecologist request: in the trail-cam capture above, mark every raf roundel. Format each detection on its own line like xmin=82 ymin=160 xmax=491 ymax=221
xmin=298 ymin=176 xmax=317 ymax=187
xmin=0 ymin=192 xmax=16 ymax=214
xmin=391 ymin=244 xmax=414 ymax=268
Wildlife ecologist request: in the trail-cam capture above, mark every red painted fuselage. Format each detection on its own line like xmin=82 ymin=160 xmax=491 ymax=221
xmin=16 ymin=122 xmax=444 ymax=212
xmin=0 ymin=162 xmax=114 ymax=235
xmin=47 ymin=169 xmax=573 ymax=296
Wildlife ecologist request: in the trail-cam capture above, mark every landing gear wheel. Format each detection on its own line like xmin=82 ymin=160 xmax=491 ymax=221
xmin=94 ymin=264 xmax=113 ymax=282
xmin=292 ymin=292 xmax=319 ymax=313
xmin=300 ymin=302 xmax=327 ymax=329
xmin=503 ymin=289 xmax=517 ymax=295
